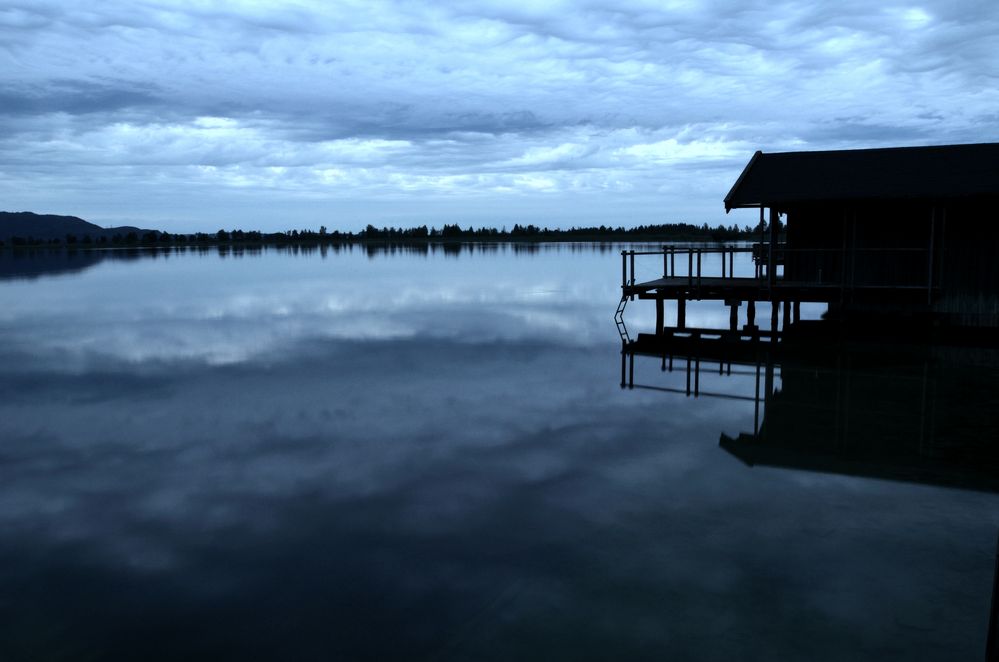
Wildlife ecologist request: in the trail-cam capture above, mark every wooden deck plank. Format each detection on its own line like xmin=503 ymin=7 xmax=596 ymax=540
xmin=624 ymin=276 xmax=939 ymax=303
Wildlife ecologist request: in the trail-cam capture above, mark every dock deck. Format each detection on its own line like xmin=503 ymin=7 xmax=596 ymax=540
xmin=625 ymin=275 xmax=938 ymax=304
xmin=619 ymin=244 xmax=941 ymax=304
xmin=615 ymin=246 xmax=943 ymax=344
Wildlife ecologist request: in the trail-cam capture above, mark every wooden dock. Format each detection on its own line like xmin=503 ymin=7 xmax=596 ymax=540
xmin=628 ymin=276 xmax=935 ymax=302
xmin=616 ymin=246 xmax=942 ymax=342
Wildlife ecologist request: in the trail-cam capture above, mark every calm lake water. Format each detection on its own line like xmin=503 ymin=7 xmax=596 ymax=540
xmin=1 ymin=244 xmax=997 ymax=661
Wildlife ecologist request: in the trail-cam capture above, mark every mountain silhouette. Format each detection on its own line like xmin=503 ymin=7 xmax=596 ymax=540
xmin=0 ymin=211 xmax=150 ymax=241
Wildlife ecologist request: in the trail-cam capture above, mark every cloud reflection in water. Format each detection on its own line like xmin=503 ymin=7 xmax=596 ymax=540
xmin=0 ymin=246 xmax=996 ymax=660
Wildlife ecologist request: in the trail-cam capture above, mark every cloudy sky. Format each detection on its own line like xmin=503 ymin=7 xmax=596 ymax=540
xmin=1 ymin=1 xmax=997 ymax=232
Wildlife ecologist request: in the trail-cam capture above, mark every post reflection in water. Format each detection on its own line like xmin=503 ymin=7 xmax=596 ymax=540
xmin=621 ymin=323 xmax=999 ymax=658
xmin=622 ymin=328 xmax=999 ymax=492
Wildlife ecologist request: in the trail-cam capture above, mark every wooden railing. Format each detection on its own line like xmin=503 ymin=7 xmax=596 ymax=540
xmin=620 ymin=246 xmax=751 ymax=290
xmin=621 ymin=245 xmax=936 ymax=293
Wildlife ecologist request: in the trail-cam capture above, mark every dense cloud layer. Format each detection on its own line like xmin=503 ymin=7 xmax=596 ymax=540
xmin=1 ymin=1 xmax=997 ymax=230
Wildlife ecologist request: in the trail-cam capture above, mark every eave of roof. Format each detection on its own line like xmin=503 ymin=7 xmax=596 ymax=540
xmin=723 ymin=150 xmax=761 ymax=213
xmin=724 ymin=142 xmax=999 ymax=212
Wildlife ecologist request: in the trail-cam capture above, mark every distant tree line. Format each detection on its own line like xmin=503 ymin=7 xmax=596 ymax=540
xmin=1 ymin=221 xmax=769 ymax=249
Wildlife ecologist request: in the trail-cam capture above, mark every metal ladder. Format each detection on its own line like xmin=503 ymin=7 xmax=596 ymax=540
xmin=614 ymin=294 xmax=632 ymax=344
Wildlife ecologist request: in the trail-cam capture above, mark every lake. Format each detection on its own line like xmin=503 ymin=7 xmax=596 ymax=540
xmin=1 ymin=244 xmax=997 ymax=660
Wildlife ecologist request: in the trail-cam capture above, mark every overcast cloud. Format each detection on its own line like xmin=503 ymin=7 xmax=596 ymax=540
xmin=1 ymin=0 xmax=997 ymax=231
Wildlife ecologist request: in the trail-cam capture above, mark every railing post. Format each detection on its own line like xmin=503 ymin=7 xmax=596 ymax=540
xmin=670 ymin=247 xmax=675 ymax=278
xmin=697 ymin=249 xmax=702 ymax=287
xmin=927 ymin=206 xmax=936 ymax=304
xmin=629 ymin=250 xmax=636 ymax=300
xmin=840 ymin=210 xmax=849 ymax=300
xmin=688 ymin=250 xmax=693 ymax=288
xmin=621 ymin=250 xmax=627 ymax=289
xmin=850 ymin=214 xmax=857 ymax=289
xmin=729 ymin=250 xmax=734 ymax=279
xmin=758 ymin=206 xmax=765 ymax=281
xmin=768 ymin=207 xmax=778 ymax=288
xmin=721 ymin=248 xmax=726 ymax=278
xmin=663 ymin=247 xmax=668 ymax=279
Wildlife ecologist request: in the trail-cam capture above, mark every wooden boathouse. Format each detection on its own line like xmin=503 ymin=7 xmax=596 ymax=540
xmin=617 ymin=142 xmax=999 ymax=343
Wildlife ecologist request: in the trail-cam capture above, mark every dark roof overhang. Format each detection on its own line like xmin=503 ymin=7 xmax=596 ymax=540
xmin=723 ymin=142 xmax=999 ymax=213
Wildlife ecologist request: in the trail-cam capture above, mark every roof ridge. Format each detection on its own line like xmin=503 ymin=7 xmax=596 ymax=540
xmin=724 ymin=142 xmax=999 ymax=210
xmin=761 ymin=142 xmax=999 ymax=158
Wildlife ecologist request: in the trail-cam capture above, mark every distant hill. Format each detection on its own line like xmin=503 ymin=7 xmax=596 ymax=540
xmin=2 ymin=211 xmax=763 ymax=247
xmin=0 ymin=211 xmax=149 ymax=241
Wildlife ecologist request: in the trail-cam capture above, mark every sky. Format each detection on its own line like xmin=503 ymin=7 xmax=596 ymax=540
xmin=1 ymin=1 xmax=998 ymax=233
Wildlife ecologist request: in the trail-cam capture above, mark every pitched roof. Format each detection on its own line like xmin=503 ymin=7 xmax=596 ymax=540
xmin=724 ymin=142 xmax=999 ymax=211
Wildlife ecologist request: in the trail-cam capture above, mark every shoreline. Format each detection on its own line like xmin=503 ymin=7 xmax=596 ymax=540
xmin=0 ymin=234 xmax=766 ymax=252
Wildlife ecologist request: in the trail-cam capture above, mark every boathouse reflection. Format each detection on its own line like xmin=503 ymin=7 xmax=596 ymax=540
xmin=620 ymin=324 xmax=999 ymax=658
xmin=620 ymin=324 xmax=999 ymax=494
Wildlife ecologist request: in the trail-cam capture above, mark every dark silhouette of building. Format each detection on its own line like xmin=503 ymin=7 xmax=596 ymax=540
xmin=725 ymin=142 xmax=999 ymax=327
xmin=617 ymin=142 xmax=999 ymax=344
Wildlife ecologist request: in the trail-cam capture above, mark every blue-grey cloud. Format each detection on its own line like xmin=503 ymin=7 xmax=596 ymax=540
xmin=0 ymin=79 xmax=162 ymax=116
xmin=1 ymin=1 xmax=997 ymax=230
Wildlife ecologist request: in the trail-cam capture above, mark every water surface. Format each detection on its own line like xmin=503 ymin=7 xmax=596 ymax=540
xmin=1 ymin=244 xmax=997 ymax=660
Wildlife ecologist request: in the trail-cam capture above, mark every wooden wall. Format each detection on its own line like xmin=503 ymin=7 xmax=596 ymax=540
xmin=783 ymin=196 xmax=999 ymax=326
xmin=936 ymin=199 xmax=999 ymax=326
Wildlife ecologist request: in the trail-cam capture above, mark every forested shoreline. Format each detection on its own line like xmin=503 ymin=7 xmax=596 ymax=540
xmin=2 ymin=220 xmax=767 ymax=248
